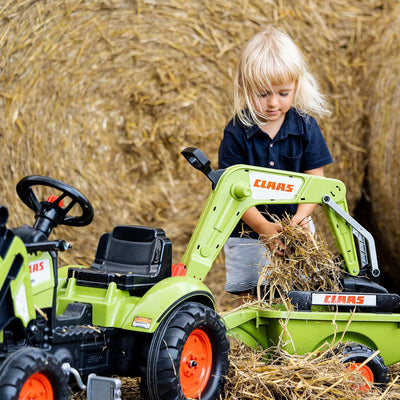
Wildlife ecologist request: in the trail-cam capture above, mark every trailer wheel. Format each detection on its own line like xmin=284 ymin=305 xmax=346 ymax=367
xmin=340 ymin=343 xmax=389 ymax=392
xmin=0 ymin=348 xmax=71 ymax=400
xmin=142 ymin=302 xmax=229 ymax=400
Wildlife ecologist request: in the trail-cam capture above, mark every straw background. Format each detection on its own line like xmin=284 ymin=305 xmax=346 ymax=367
xmin=1 ymin=1 xmax=400 ymax=398
xmin=1 ymin=0 xmax=395 ymax=269
xmin=357 ymin=3 xmax=400 ymax=288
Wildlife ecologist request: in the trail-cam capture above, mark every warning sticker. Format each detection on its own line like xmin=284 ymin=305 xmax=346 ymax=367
xmin=132 ymin=316 xmax=152 ymax=329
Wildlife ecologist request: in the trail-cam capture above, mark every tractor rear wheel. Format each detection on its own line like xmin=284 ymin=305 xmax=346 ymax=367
xmin=340 ymin=342 xmax=388 ymax=392
xmin=0 ymin=348 xmax=71 ymax=400
xmin=142 ymin=301 xmax=230 ymax=400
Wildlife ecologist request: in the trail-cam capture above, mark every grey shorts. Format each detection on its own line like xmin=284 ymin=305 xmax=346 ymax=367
xmin=223 ymin=237 xmax=270 ymax=294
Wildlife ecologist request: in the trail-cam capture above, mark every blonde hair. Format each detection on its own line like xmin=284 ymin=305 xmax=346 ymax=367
xmin=234 ymin=26 xmax=331 ymax=126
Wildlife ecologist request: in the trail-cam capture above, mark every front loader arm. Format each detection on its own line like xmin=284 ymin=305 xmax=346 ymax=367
xmin=181 ymin=158 xmax=359 ymax=281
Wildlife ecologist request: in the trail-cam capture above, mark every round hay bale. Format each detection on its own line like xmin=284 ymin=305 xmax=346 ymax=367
xmin=363 ymin=6 xmax=400 ymax=285
xmin=0 ymin=1 xmax=388 ymax=274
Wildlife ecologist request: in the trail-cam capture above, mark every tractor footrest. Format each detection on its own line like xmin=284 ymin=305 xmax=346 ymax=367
xmin=67 ymin=267 xmax=158 ymax=293
xmin=289 ymin=291 xmax=400 ymax=313
xmin=55 ymin=302 xmax=92 ymax=327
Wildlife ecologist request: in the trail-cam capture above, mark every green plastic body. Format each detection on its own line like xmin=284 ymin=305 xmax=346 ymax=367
xmin=0 ymin=235 xmax=36 ymax=328
xmin=56 ymin=267 xmax=214 ymax=333
xmin=182 ymin=164 xmax=358 ymax=278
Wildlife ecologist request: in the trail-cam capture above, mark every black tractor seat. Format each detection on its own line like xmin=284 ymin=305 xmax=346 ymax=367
xmin=68 ymin=225 xmax=172 ymax=295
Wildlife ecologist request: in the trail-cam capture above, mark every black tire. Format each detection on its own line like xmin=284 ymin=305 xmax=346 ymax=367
xmin=0 ymin=348 xmax=71 ymax=400
xmin=340 ymin=342 xmax=389 ymax=388
xmin=141 ymin=302 xmax=230 ymax=400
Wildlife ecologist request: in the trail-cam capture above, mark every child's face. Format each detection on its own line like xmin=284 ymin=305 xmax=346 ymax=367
xmin=253 ymin=81 xmax=296 ymax=124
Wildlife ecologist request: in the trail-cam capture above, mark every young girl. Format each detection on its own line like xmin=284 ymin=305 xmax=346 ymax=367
xmin=218 ymin=25 xmax=333 ymax=299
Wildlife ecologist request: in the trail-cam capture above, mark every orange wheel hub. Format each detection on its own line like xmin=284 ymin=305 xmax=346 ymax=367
xmin=347 ymin=363 xmax=374 ymax=393
xmin=180 ymin=328 xmax=212 ymax=399
xmin=19 ymin=372 xmax=54 ymax=400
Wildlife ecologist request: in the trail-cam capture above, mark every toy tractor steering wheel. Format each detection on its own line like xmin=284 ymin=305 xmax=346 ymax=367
xmin=16 ymin=176 xmax=94 ymax=235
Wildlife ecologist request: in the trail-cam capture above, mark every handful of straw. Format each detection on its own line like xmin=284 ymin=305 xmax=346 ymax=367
xmin=257 ymin=214 xmax=344 ymax=306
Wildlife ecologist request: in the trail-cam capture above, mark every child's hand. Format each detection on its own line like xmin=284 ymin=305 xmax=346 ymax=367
xmin=260 ymin=223 xmax=285 ymax=256
xmin=241 ymin=207 xmax=286 ymax=256
xmin=290 ymin=214 xmax=310 ymax=231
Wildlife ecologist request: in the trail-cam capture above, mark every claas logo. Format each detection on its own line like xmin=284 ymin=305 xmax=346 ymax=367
xmin=253 ymin=179 xmax=294 ymax=192
xmin=29 ymin=261 xmax=45 ymax=273
xmin=323 ymin=294 xmax=366 ymax=305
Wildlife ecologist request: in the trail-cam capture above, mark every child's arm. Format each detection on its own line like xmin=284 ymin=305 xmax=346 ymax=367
xmin=241 ymin=207 xmax=284 ymax=255
xmin=242 ymin=207 xmax=281 ymax=236
xmin=290 ymin=166 xmax=324 ymax=229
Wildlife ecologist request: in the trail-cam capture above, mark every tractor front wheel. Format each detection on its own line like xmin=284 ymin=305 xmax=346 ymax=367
xmin=340 ymin=342 xmax=388 ymax=392
xmin=0 ymin=348 xmax=71 ymax=400
xmin=142 ymin=302 xmax=230 ymax=400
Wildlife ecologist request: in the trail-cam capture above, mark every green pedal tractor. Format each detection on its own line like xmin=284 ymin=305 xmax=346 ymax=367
xmin=0 ymin=147 xmax=399 ymax=399
xmin=0 ymin=174 xmax=229 ymax=400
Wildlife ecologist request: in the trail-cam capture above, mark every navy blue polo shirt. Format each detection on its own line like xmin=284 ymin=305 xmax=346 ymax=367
xmin=218 ymin=107 xmax=333 ymax=238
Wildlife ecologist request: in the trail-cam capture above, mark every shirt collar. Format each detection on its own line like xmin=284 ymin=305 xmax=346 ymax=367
xmin=244 ymin=108 xmax=302 ymax=140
